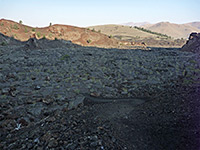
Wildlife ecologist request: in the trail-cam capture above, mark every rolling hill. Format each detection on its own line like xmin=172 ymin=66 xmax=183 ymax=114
xmin=185 ymin=22 xmax=200 ymax=29
xmin=89 ymin=24 xmax=186 ymax=47
xmin=141 ymin=22 xmax=200 ymax=39
xmin=88 ymin=24 xmax=159 ymax=41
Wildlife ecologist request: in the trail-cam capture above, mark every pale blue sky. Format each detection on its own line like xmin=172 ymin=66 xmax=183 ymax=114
xmin=0 ymin=0 xmax=200 ymax=27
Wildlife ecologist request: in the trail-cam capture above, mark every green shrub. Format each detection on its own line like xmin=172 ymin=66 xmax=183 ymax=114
xmin=55 ymin=37 xmax=58 ymax=40
xmin=1 ymin=41 xmax=7 ymax=46
xmin=32 ymin=28 xmax=35 ymax=32
xmin=43 ymin=35 xmax=46 ymax=39
xmin=0 ymin=23 xmax=4 ymax=26
xmin=60 ymin=54 xmax=70 ymax=60
xmin=37 ymin=32 xmax=41 ymax=38
xmin=134 ymin=26 xmax=170 ymax=38
xmin=49 ymin=22 xmax=52 ymax=26
xmin=108 ymin=35 xmax=112 ymax=38
xmin=92 ymin=28 xmax=95 ymax=32
xmin=19 ymin=20 xmax=23 ymax=24
xmin=24 ymin=27 xmax=28 ymax=33
xmin=49 ymin=33 xmax=52 ymax=38
xmin=98 ymin=30 xmax=101 ymax=33
xmin=11 ymin=24 xmax=19 ymax=30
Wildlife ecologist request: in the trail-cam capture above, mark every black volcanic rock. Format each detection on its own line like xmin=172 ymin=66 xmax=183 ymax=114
xmin=181 ymin=32 xmax=200 ymax=53
xmin=24 ymin=38 xmax=40 ymax=50
xmin=0 ymin=33 xmax=21 ymax=46
xmin=23 ymin=37 xmax=76 ymax=50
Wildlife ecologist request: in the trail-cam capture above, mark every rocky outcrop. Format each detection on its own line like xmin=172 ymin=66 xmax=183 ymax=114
xmin=24 ymin=38 xmax=40 ymax=50
xmin=23 ymin=38 xmax=77 ymax=50
xmin=181 ymin=32 xmax=200 ymax=53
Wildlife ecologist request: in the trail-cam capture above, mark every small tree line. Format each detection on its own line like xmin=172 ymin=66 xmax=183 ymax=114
xmin=134 ymin=26 xmax=171 ymax=38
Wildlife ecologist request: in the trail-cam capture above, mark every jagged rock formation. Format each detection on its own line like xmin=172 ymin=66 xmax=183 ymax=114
xmin=24 ymin=38 xmax=40 ymax=50
xmin=23 ymin=38 xmax=77 ymax=50
xmin=181 ymin=32 xmax=200 ymax=53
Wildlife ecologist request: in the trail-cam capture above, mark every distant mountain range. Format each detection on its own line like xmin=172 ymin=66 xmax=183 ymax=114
xmin=121 ymin=22 xmax=151 ymax=27
xmin=121 ymin=21 xmax=200 ymax=39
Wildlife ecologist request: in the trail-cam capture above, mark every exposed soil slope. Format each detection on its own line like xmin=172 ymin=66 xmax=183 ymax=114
xmin=0 ymin=19 xmax=120 ymax=48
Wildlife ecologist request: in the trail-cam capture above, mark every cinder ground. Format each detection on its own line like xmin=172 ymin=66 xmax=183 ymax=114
xmin=0 ymin=37 xmax=200 ymax=150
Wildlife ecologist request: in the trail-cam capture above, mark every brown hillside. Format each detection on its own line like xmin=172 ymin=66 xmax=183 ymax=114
xmin=185 ymin=22 xmax=200 ymax=29
xmin=0 ymin=19 xmax=120 ymax=48
xmin=89 ymin=24 xmax=186 ymax=47
xmin=89 ymin=24 xmax=158 ymax=40
xmin=143 ymin=22 xmax=200 ymax=39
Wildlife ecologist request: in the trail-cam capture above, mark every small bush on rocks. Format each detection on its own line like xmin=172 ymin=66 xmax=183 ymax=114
xmin=37 ymin=32 xmax=41 ymax=38
xmin=60 ymin=54 xmax=70 ymax=60
xmin=87 ymin=39 xmax=92 ymax=43
xmin=1 ymin=41 xmax=7 ymax=46
xmin=108 ymin=35 xmax=112 ymax=38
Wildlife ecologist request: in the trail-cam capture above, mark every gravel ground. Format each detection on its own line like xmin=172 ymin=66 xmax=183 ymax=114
xmin=0 ymin=40 xmax=200 ymax=150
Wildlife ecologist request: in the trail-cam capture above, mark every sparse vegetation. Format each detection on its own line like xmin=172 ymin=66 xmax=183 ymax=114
xmin=10 ymin=24 xmax=19 ymax=30
xmin=98 ymin=30 xmax=101 ymax=33
xmin=24 ymin=27 xmax=28 ymax=33
xmin=0 ymin=23 xmax=4 ymax=26
xmin=14 ymin=24 xmax=19 ymax=30
xmin=87 ymin=39 xmax=92 ymax=43
xmin=136 ymin=36 xmax=140 ymax=39
xmin=1 ymin=41 xmax=7 ymax=46
xmin=32 ymin=28 xmax=35 ymax=32
xmin=108 ymin=35 xmax=113 ymax=38
xmin=60 ymin=54 xmax=70 ymax=60
xmin=92 ymin=28 xmax=95 ymax=32
xmin=134 ymin=26 xmax=170 ymax=38
xmin=49 ymin=33 xmax=52 ymax=38
xmin=37 ymin=32 xmax=41 ymax=38
xmin=19 ymin=20 xmax=23 ymax=24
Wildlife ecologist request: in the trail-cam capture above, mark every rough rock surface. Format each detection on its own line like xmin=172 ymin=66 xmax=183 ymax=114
xmin=181 ymin=32 xmax=200 ymax=53
xmin=0 ymin=38 xmax=200 ymax=149
xmin=0 ymin=33 xmax=21 ymax=46
xmin=23 ymin=38 xmax=77 ymax=50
